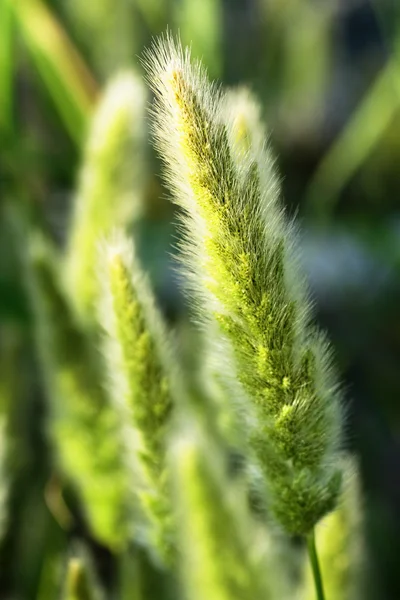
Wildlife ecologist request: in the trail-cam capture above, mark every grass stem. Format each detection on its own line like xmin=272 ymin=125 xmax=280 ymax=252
xmin=307 ymin=529 xmax=326 ymax=600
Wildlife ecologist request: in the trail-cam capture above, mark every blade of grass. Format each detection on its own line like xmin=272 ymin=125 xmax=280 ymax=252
xmin=305 ymin=60 xmax=400 ymax=221
xmin=307 ymin=529 xmax=326 ymax=600
xmin=12 ymin=0 xmax=98 ymax=145
xmin=0 ymin=0 xmax=15 ymax=137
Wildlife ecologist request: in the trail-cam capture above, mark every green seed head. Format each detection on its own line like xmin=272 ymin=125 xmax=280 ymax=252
xmin=99 ymin=232 xmax=175 ymax=562
xmin=170 ymin=424 xmax=275 ymax=600
xmin=65 ymin=71 xmax=147 ymax=323
xmin=144 ymin=35 xmax=344 ymax=535
xmin=27 ymin=237 xmax=130 ymax=549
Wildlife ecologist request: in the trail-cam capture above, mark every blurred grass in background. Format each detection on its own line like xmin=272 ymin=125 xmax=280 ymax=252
xmin=1 ymin=0 xmax=400 ymax=598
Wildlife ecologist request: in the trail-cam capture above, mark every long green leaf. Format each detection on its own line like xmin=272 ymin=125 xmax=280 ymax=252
xmin=305 ymin=61 xmax=400 ymax=220
xmin=13 ymin=0 xmax=97 ymax=145
xmin=0 ymin=0 xmax=14 ymax=137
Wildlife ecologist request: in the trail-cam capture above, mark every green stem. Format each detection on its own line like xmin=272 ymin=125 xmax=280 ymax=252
xmin=307 ymin=529 xmax=326 ymax=600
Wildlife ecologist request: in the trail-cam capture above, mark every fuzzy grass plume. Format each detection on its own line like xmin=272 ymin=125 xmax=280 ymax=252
xmin=65 ymin=71 xmax=147 ymax=323
xmin=27 ymin=238 xmax=130 ymax=549
xmin=170 ymin=425 xmax=276 ymax=600
xmin=99 ymin=232 xmax=175 ymax=562
xmin=222 ymin=87 xmax=270 ymax=158
xmin=144 ymin=35 xmax=343 ymax=537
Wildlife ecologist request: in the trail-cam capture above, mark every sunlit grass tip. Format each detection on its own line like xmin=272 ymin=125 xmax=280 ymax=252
xmin=65 ymin=70 xmax=147 ymax=323
xmin=26 ymin=234 xmax=130 ymax=550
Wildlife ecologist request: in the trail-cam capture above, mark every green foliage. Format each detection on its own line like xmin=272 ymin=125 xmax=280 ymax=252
xmin=0 ymin=0 xmax=15 ymax=138
xmin=12 ymin=0 xmax=97 ymax=145
xmin=305 ymin=62 xmax=400 ymax=221
xmin=62 ymin=0 xmax=138 ymax=78
xmin=0 ymin=333 xmax=13 ymax=542
xmin=176 ymin=0 xmax=222 ymax=79
xmin=2 ymin=10 xmax=372 ymax=598
xmin=0 ymin=420 xmax=8 ymax=541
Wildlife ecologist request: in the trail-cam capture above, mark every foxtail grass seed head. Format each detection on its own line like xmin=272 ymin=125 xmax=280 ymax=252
xmin=222 ymin=87 xmax=280 ymax=207
xmin=198 ymin=324 xmax=246 ymax=446
xmin=222 ymin=87 xmax=268 ymax=157
xmin=65 ymin=71 xmax=147 ymax=323
xmin=170 ymin=425 xmax=276 ymax=600
xmin=27 ymin=237 xmax=130 ymax=550
xmin=99 ymin=232 xmax=175 ymax=562
xmin=144 ymin=35 xmax=343 ymax=536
